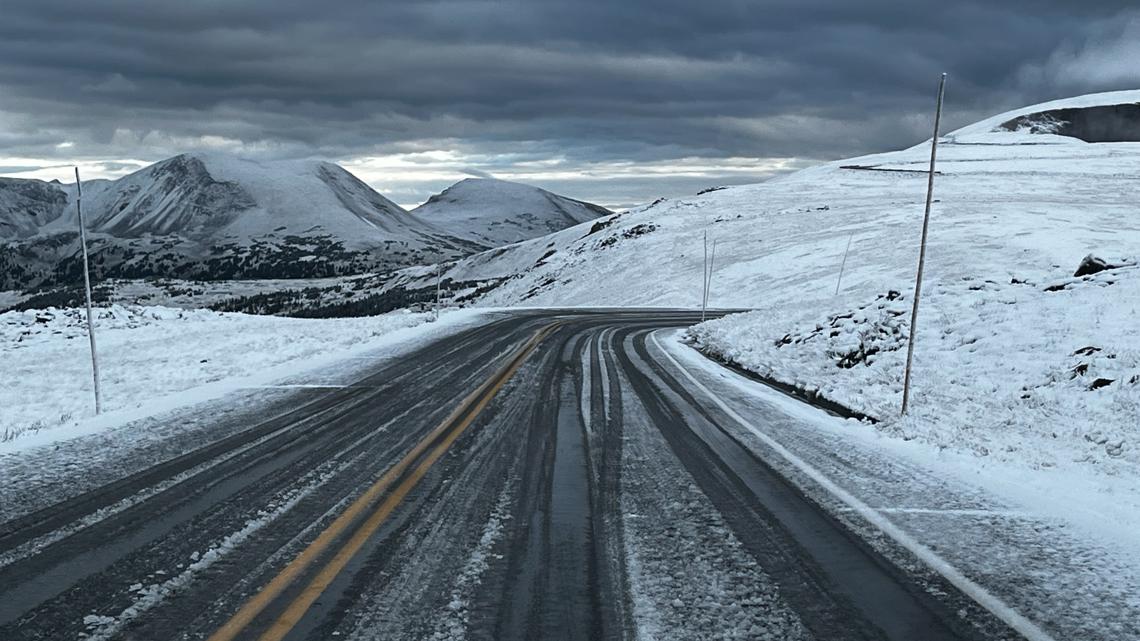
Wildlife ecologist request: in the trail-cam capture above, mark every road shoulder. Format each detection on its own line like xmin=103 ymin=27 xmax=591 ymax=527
xmin=0 ymin=310 xmax=499 ymax=524
xmin=653 ymin=328 xmax=1140 ymax=641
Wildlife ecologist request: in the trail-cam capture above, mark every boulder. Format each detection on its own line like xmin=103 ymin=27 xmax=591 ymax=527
xmin=1074 ymin=254 xmax=1115 ymax=277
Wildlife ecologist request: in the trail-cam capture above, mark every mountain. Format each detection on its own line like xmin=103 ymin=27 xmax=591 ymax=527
xmin=0 ymin=153 xmax=485 ymax=290
xmin=410 ymin=178 xmax=611 ymax=248
xmin=0 ymin=177 xmax=70 ymax=240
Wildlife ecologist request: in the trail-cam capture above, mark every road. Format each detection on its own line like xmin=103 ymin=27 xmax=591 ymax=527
xmin=0 ymin=311 xmax=1019 ymax=641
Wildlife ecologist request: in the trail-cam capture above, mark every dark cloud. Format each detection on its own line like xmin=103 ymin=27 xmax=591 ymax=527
xmin=461 ymin=168 xmax=497 ymax=179
xmin=0 ymin=0 xmax=1137 ymax=205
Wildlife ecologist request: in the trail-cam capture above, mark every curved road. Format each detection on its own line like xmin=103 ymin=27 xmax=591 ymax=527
xmin=0 ymin=311 xmax=1018 ymax=640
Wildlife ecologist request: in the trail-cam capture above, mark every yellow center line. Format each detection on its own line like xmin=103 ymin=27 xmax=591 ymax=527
xmin=206 ymin=323 xmax=556 ymax=641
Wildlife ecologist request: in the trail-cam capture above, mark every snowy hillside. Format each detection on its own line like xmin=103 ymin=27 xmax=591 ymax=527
xmin=0 ymin=154 xmax=484 ymax=290
xmin=411 ymin=178 xmax=611 ymax=248
xmin=374 ymin=90 xmax=1140 ymax=471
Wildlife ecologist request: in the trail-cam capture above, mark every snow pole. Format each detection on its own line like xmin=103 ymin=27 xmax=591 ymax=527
xmin=75 ymin=167 xmax=103 ymax=415
xmin=835 ymin=232 xmax=853 ymax=296
xmin=704 ymin=239 xmax=717 ymax=312
xmin=434 ymin=262 xmax=441 ymax=321
xmin=901 ymin=73 xmax=947 ymax=416
xmin=701 ymin=228 xmax=709 ymax=322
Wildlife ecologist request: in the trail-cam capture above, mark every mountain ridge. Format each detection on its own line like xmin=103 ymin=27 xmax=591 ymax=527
xmin=0 ymin=154 xmax=611 ymax=290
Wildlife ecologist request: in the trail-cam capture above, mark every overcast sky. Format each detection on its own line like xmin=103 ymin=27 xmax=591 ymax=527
xmin=1 ymin=1 xmax=1137 ymax=208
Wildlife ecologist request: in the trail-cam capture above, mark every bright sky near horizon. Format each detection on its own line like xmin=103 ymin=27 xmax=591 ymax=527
xmin=1 ymin=1 xmax=1138 ymax=208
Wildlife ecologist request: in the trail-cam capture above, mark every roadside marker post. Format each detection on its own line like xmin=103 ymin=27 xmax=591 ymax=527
xmin=700 ymin=225 xmax=717 ymax=322
xmin=701 ymin=228 xmax=708 ymax=322
xmin=705 ymin=238 xmax=717 ymax=312
xmin=835 ymin=232 xmax=853 ymax=296
xmin=901 ymin=73 xmax=947 ymax=415
xmin=75 ymin=167 xmax=103 ymax=415
xmin=434 ymin=263 xmax=442 ymax=321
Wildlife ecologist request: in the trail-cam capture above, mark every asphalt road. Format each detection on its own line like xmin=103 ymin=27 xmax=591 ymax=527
xmin=0 ymin=311 xmax=1019 ymax=641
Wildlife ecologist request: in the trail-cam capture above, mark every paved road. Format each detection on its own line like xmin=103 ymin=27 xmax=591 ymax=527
xmin=0 ymin=311 xmax=1018 ymax=640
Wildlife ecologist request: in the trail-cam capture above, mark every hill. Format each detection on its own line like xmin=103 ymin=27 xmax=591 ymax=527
xmin=410 ymin=178 xmax=610 ymax=249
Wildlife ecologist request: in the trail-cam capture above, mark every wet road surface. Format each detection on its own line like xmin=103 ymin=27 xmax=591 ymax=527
xmin=0 ymin=311 xmax=1021 ymax=640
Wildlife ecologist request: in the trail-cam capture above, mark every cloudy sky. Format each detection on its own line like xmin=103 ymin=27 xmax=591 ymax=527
xmin=1 ymin=1 xmax=1137 ymax=209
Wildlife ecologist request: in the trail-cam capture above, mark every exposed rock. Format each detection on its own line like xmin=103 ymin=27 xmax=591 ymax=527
xmin=1074 ymin=254 xmax=1116 ymax=277
xmin=1089 ymin=377 xmax=1115 ymax=390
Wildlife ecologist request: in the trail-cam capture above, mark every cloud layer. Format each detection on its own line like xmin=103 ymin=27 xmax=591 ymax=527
xmin=0 ymin=1 xmax=1135 ymax=206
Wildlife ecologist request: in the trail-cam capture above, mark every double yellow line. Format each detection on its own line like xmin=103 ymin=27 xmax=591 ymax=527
xmin=207 ymin=323 xmax=557 ymax=641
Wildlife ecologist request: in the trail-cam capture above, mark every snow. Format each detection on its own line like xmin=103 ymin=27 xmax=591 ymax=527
xmin=655 ymin=331 xmax=1060 ymax=641
xmin=411 ymin=178 xmax=609 ymax=249
xmin=427 ymin=485 xmax=515 ymax=641
xmin=0 ymin=304 xmax=491 ymax=450
xmin=687 ymin=267 xmax=1139 ymax=472
xmin=945 ymin=89 xmax=1140 ymax=143
xmin=617 ymin=364 xmax=809 ymax=641
xmin=80 ymin=464 xmax=331 ymax=641
xmin=656 ymin=329 xmax=1140 ymax=641
xmin=31 ymin=153 xmax=427 ymax=246
xmin=381 ymin=92 xmax=1140 ymax=481
xmin=187 ymin=153 xmax=418 ymax=241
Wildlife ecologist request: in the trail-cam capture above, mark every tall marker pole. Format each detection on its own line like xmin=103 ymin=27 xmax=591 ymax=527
xmin=835 ymin=232 xmax=854 ymax=296
xmin=701 ymin=228 xmax=709 ymax=322
xmin=901 ymin=73 xmax=947 ymax=415
xmin=75 ymin=167 xmax=103 ymax=414
xmin=704 ymin=239 xmax=717 ymax=312
xmin=434 ymin=263 xmax=442 ymax=321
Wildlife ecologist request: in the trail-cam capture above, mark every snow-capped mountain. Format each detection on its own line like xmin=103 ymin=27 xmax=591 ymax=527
xmin=410 ymin=178 xmax=611 ymax=248
xmin=0 ymin=177 xmax=70 ymax=240
xmin=0 ymin=153 xmax=485 ymax=289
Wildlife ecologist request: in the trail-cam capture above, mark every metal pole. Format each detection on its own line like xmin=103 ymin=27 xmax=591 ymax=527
xmin=701 ymin=228 xmax=708 ymax=322
xmin=434 ymin=262 xmax=441 ymax=321
xmin=705 ymin=239 xmax=717 ymax=312
xmin=901 ymin=73 xmax=947 ymax=415
xmin=75 ymin=167 xmax=102 ymax=414
xmin=835 ymin=232 xmax=854 ymax=296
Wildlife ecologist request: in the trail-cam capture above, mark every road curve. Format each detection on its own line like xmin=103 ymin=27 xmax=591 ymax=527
xmin=0 ymin=311 xmax=1019 ymax=641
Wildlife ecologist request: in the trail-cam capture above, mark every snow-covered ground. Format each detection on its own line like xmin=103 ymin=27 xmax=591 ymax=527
xmin=658 ymin=331 xmax=1140 ymax=641
xmin=687 ymin=267 xmax=1138 ymax=472
xmin=411 ymin=177 xmax=610 ymax=249
xmin=0 ymin=304 xmax=487 ymax=448
xmin=379 ymin=91 xmax=1140 ymax=479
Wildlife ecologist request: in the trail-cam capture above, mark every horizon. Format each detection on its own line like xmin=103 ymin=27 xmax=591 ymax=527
xmin=5 ymin=85 xmax=1139 ymax=212
xmin=1 ymin=1 xmax=1137 ymax=209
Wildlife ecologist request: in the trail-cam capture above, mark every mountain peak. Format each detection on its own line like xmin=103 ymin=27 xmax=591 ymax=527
xmin=411 ymin=177 xmax=610 ymax=248
xmin=0 ymin=153 xmax=486 ymax=289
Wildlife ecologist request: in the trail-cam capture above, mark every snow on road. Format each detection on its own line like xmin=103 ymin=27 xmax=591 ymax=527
xmin=659 ymin=330 xmax=1140 ymax=641
xmin=0 ymin=305 xmax=488 ymax=450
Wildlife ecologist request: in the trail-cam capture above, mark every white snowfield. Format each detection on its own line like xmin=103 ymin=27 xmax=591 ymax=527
xmin=0 ymin=305 xmax=488 ymax=449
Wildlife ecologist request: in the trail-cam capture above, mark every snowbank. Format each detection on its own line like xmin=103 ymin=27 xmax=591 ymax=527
xmin=688 ymin=264 xmax=1139 ymax=473
xmin=0 ymin=304 xmax=473 ymax=446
